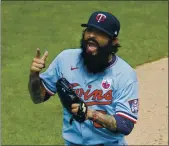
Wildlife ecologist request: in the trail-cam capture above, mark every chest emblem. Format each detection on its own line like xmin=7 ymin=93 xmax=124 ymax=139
xmin=101 ymin=78 xmax=112 ymax=90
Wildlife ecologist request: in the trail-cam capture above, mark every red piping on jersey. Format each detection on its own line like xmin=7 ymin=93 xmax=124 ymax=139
xmin=116 ymin=112 xmax=137 ymax=124
xmin=41 ymin=80 xmax=55 ymax=96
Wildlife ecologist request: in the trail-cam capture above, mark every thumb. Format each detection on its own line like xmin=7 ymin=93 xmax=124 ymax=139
xmin=41 ymin=51 xmax=48 ymax=61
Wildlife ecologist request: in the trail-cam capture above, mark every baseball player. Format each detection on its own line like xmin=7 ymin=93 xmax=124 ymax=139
xmin=28 ymin=11 xmax=139 ymax=146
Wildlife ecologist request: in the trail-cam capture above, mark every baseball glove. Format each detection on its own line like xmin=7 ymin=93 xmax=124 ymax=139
xmin=56 ymin=77 xmax=88 ymax=124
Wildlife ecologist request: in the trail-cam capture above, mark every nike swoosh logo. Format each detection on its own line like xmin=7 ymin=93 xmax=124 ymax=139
xmin=71 ymin=67 xmax=79 ymax=70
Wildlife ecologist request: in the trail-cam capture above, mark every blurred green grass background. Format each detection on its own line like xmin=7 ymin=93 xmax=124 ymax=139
xmin=2 ymin=1 xmax=168 ymax=145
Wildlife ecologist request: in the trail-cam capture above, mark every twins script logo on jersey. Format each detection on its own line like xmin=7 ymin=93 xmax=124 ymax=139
xmin=128 ymin=99 xmax=139 ymax=113
xmin=101 ymin=78 xmax=112 ymax=90
xmin=71 ymin=83 xmax=112 ymax=106
xmin=96 ymin=14 xmax=106 ymax=22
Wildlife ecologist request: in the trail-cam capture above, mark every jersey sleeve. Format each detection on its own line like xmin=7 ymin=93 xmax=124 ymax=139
xmin=113 ymin=71 xmax=139 ymax=124
xmin=39 ymin=53 xmax=62 ymax=96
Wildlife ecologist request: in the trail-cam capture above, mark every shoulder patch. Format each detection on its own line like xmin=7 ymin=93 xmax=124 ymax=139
xmin=128 ymin=99 xmax=139 ymax=113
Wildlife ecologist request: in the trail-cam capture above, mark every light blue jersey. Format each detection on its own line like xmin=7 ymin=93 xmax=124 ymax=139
xmin=40 ymin=49 xmax=139 ymax=145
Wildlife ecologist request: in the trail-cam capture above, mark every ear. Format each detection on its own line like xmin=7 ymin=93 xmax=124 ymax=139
xmin=112 ymin=38 xmax=119 ymax=45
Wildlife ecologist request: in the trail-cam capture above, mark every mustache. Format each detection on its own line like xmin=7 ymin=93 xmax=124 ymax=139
xmin=83 ymin=38 xmax=99 ymax=47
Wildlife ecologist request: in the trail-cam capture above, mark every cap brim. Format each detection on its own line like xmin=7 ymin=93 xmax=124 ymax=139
xmin=81 ymin=24 xmax=113 ymax=37
xmin=81 ymin=24 xmax=88 ymax=27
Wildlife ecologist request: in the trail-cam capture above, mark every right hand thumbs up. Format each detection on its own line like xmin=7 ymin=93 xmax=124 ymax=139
xmin=30 ymin=48 xmax=48 ymax=74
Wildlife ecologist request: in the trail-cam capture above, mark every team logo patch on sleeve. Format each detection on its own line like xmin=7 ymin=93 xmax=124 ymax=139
xmin=128 ymin=99 xmax=139 ymax=113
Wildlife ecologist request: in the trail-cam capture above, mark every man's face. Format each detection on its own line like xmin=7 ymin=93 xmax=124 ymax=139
xmin=83 ymin=27 xmax=110 ymax=55
xmin=80 ymin=27 xmax=114 ymax=74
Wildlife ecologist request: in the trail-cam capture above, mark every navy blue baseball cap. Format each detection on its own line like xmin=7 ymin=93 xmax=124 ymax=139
xmin=81 ymin=11 xmax=120 ymax=38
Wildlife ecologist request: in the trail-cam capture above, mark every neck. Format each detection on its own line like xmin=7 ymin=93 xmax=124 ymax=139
xmin=108 ymin=54 xmax=113 ymax=63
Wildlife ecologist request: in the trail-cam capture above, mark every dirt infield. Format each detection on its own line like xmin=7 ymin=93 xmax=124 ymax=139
xmin=126 ymin=58 xmax=168 ymax=145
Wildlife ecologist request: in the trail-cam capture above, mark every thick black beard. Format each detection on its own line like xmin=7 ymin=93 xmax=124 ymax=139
xmin=80 ymin=38 xmax=114 ymax=74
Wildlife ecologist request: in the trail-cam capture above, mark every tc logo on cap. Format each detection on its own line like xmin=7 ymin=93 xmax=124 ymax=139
xmin=96 ymin=13 xmax=106 ymax=23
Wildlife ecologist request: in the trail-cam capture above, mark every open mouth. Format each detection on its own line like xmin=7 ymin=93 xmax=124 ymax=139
xmin=86 ymin=41 xmax=98 ymax=54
